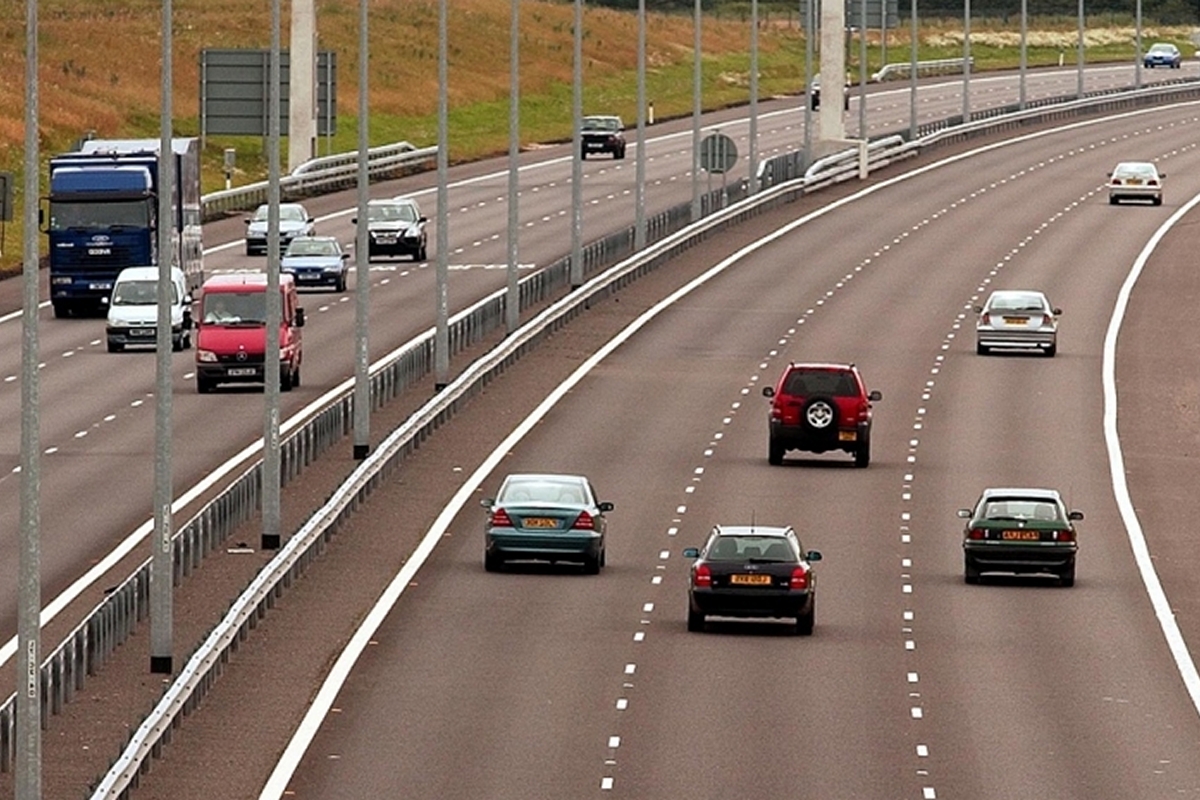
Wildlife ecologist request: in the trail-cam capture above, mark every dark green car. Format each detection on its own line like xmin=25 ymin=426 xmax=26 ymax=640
xmin=959 ymin=488 xmax=1083 ymax=587
xmin=482 ymin=473 xmax=613 ymax=574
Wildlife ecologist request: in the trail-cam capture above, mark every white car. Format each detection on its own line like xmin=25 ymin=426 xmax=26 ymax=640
xmin=244 ymin=202 xmax=316 ymax=255
xmin=1108 ymin=161 xmax=1164 ymax=206
xmin=975 ymin=289 xmax=1060 ymax=357
xmin=106 ymin=266 xmax=194 ymax=352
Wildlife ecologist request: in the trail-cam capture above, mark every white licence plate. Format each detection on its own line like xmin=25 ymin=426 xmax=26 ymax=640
xmin=227 ymin=367 xmax=256 ymax=377
xmin=89 ymin=282 xmax=113 ymax=291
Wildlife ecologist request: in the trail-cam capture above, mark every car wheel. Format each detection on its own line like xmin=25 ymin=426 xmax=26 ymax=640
xmin=687 ymin=607 xmax=705 ymax=633
xmin=1045 ymin=341 xmax=1057 ymax=358
xmin=336 ymin=274 xmax=347 ymax=293
xmin=802 ymin=395 xmax=838 ymax=434
xmin=107 ymin=340 xmax=122 ymax=353
xmin=245 ymin=244 xmax=253 ymax=256
xmin=599 ymin=547 xmax=607 ymax=568
xmin=1109 ymin=195 xmax=1119 ymax=205
xmin=1060 ymin=563 xmax=1076 ymax=587
xmin=418 ymin=243 xmax=428 ymax=261
xmin=616 ymin=147 xmax=626 ymax=160
xmin=583 ymin=553 xmax=602 ymax=575
xmin=281 ymin=366 xmax=294 ymax=392
xmin=976 ymin=341 xmax=989 ymax=356
xmin=1153 ymin=196 xmax=1163 ymax=206
xmin=197 ymin=377 xmax=214 ymax=394
xmin=964 ymin=556 xmax=981 ymax=585
xmin=581 ymin=149 xmax=588 ymax=160
xmin=768 ymin=437 xmax=785 ymax=466
xmin=292 ymin=363 xmax=301 ymax=388
xmin=172 ymin=334 xmax=184 ymax=352
xmin=484 ymin=550 xmax=504 ymax=572
xmin=796 ymin=599 xmax=815 ymax=636
xmin=854 ymin=434 xmax=871 ymax=468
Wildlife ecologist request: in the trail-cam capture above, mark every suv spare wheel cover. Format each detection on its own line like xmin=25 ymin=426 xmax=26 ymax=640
xmin=805 ymin=399 xmax=835 ymax=429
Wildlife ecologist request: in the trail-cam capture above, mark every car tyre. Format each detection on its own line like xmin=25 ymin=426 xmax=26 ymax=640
xmin=599 ymin=547 xmax=607 ymax=568
xmin=335 ymin=274 xmax=347 ymax=293
xmin=107 ymin=340 xmax=122 ymax=353
xmin=976 ymin=341 xmax=990 ymax=356
xmin=964 ymin=556 xmax=981 ymax=585
xmin=1045 ymin=342 xmax=1057 ymax=358
xmin=768 ymin=437 xmax=785 ymax=466
xmin=796 ymin=600 xmax=815 ymax=636
xmin=1060 ymin=563 xmax=1076 ymax=587
xmin=484 ymin=550 xmax=504 ymax=572
xmin=801 ymin=395 xmax=838 ymax=434
xmin=687 ymin=607 xmax=705 ymax=633
xmin=197 ymin=377 xmax=215 ymax=394
xmin=583 ymin=553 xmax=602 ymax=575
xmin=172 ymin=334 xmax=184 ymax=352
xmin=418 ymin=242 xmax=428 ymax=261
xmin=1109 ymin=195 xmax=1119 ymax=205
xmin=1153 ymin=196 xmax=1163 ymax=206
xmin=854 ymin=433 xmax=871 ymax=468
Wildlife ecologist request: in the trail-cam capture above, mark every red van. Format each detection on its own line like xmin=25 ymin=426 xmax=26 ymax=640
xmin=194 ymin=273 xmax=305 ymax=393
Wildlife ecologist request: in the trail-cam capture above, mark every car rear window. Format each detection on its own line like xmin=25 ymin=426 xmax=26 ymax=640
xmin=784 ymin=369 xmax=857 ymax=397
xmin=707 ymin=536 xmax=795 ymax=561
xmin=983 ymin=500 xmax=1061 ymax=522
xmin=500 ymin=479 xmax=587 ymax=505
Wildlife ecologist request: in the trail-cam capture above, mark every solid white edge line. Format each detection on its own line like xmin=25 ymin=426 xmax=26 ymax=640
xmin=259 ymin=104 xmax=1200 ymax=798
xmin=1103 ymin=191 xmax=1200 ymax=711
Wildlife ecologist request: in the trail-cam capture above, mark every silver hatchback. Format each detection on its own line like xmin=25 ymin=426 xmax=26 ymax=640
xmin=975 ymin=290 xmax=1060 ymax=357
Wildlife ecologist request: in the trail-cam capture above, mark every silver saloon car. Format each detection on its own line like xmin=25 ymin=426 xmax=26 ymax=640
xmin=1108 ymin=161 xmax=1164 ymax=206
xmin=482 ymin=473 xmax=613 ymax=574
xmin=975 ymin=290 xmax=1060 ymax=357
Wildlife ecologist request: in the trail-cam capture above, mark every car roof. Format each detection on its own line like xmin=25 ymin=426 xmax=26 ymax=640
xmin=979 ymin=487 xmax=1063 ymax=501
xmin=116 ymin=266 xmax=183 ymax=281
xmin=985 ymin=289 xmax=1048 ymax=300
xmin=201 ymin=273 xmax=295 ymax=290
xmin=713 ymin=524 xmax=792 ymax=538
xmin=369 ymin=197 xmax=419 ymax=206
xmin=286 ymin=235 xmax=339 ymax=244
xmin=785 ymin=361 xmax=858 ymax=371
xmin=502 ymin=473 xmax=587 ymax=484
xmin=1113 ymin=161 xmax=1158 ymax=171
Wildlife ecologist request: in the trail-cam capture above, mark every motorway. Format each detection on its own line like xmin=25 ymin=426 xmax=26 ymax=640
xmin=2 ymin=64 xmax=1200 ymax=797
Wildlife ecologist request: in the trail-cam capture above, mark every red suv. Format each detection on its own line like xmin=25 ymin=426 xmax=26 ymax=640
xmin=763 ymin=362 xmax=881 ymax=467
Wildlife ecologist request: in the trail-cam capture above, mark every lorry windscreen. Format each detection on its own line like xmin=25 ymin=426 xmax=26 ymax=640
xmin=49 ymin=200 xmax=150 ymax=231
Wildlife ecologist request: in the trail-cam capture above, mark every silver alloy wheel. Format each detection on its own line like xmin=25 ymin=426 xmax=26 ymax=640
xmin=806 ymin=400 xmax=834 ymax=429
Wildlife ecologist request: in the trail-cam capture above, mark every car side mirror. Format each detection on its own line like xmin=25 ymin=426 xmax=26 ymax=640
xmin=973 ymin=305 xmax=983 ymax=313
xmin=682 ymin=547 xmax=700 ymax=558
xmin=1068 ymin=510 xmax=1084 ymax=521
xmin=598 ymin=501 xmax=614 ymax=512
xmin=244 ymin=219 xmax=252 ymax=225
xmin=868 ymin=390 xmax=882 ymax=401
xmin=1053 ymin=307 xmax=1062 ymax=315
xmin=342 ymin=253 xmax=350 ymax=260
xmin=481 ymin=498 xmax=494 ymax=508
xmin=351 ymin=217 xmax=358 ymax=225
xmin=957 ymin=508 xmax=972 ymax=518
xmin=294 ymin=307 xmax=306 ymax=328
xmin=806 ymin=550 xmax=823 ymax=562
xmin=419 ymin=216 xmax=428 ymax=223
xmin=1159 ymin=172 xmax=1167 ymax=178
xmin=762 ymin=387 xmax=775 ymax=398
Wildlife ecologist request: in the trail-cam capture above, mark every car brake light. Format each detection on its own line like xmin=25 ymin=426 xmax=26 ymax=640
xmin=790 ymin=566 xmax=809 ymax=590
xmin=1055 ymin=529 xmax=1075 ymax=542
xmin=1148 ymin=179 xmax=1159 ymax=186
xmin=968 ymin=528 xmax=986 ymax=540
xmin=574 ymin=510 xmax=596 ymax=530
xmin=490 ymin=508 xmax=514 ymax=528
xmin=693 ymin=564 xmax=712 ymax=588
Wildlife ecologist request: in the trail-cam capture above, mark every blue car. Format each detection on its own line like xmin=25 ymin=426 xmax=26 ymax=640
xmin=280 ymin=236 xmax=350 ymax=292
xmin=1144 ymin=42 xmax=1182 ymax=68
xmin=482 ymin=473 xmax=612 ymax=574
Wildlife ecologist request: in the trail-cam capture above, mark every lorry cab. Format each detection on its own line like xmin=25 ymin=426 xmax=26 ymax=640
xmin=194 ymin=274 xmax=305 ymax=394
xmin=106 ymin=266 xmax=194 ymax=352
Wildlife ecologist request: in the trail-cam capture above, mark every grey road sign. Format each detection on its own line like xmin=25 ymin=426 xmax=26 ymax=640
xmin=200 ymin=49 xmax=337 ymax=138
xmin=0 ymin=172 xmax=12 ymax=222
xmin=802 ymin=0 xmax=900 ymax=29
xmin=699 ymin=133 xmax=738 ymax=174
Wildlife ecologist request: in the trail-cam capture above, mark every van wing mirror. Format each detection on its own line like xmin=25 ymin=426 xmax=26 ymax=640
xmin=294 ymin=307 xmax=306 ymax=328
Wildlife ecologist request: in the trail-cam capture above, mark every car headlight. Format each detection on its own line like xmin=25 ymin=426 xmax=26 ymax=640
xmin=196 ymin=349 xmax=218 ymax=363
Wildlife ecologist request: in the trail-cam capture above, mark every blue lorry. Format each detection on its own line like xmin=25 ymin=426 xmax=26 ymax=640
xmin=44 ymin=138 xmax=204 ymax=318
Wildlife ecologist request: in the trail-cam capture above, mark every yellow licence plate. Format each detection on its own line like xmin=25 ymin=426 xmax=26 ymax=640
xmin=1126 ymin=178 xmax=1143 ymax=185
xmin=1002 ymin=316 xmax=1029 ymax=325
xmin=1001 ymin=530 xmax=1040 ymax=541
xmin=730 ymin=574 xmax=772 ymax=586
xmin=838 ymin=430 xmax=857 ymax=442
xmin=523 ymin=517 xmax=558 ymax=529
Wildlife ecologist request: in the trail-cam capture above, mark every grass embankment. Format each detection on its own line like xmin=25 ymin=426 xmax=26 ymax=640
xmin=0 ymin=0 xmax=1192 ymax=278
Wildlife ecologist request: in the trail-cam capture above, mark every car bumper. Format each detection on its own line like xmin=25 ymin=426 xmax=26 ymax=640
xmin=368 ymin=238 xmax=423 ymax=257
xmin=769 ymin=420 xmax=866 ymax=454
xmin=690 ymin=587 xmax=814 ymax=620
xmin=964 ymin=542 xmax=1077 ymax=574
xmin=486 ymin=531 xmax=603 ymax=563
xmin=1109 ymin=186 xmax=1162 ymax=201
xmin=284 ymin=270 xmax=342 ymax=288
xmin=976 ymin=327 xmax=1056 ymax=350
xmin=197 ymin=363 xmax=267 ymax=385
xmin=107 ymin=325 xmax=179 ymax=346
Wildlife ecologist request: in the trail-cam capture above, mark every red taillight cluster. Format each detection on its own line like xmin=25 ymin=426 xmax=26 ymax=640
xmin=789 ymin=566 xmax=810 ymax=590
xmin=1054 ymin=529 xmax=1075 ymax=542
xmin=693 ymin=564 xmax=713 ymax=588
xmin=574 ymin=510 xmax=596 ymax=530
xmin=967 ymin=528 xmax=987 ymax=540
xmin=490 ymin=508 xmax=514 ymax=528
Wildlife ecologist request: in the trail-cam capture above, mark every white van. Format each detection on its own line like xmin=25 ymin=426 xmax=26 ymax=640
xmin=106 ymin=266 xmax=194 ymax=352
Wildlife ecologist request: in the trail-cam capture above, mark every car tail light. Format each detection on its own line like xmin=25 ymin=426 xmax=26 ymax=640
xmin=1148 ymin=179 xmax=1159 ymax=186
xmin=574 ymin=510 xmax=596 ymax=530
xmin=490 ymin=508 xmax=514 ymax=528
xmin=967 ymin=528 xmax=986 ymax=540
xmin=789 ymin=566 xmax=810 ymax=590
xmin=857 ymin=400 xmax=871 ymax=421
xmin=1054 ymin=529 xmax=1075 ymax=542
xmin=693 ymin=564 xmax=712 ymax=588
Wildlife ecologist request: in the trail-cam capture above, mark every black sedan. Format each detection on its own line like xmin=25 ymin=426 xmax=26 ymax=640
xmin=683 ymin=525 xmax=822 ymax=635
xmin=960 ymin=487 xmax=1083 ymax=586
